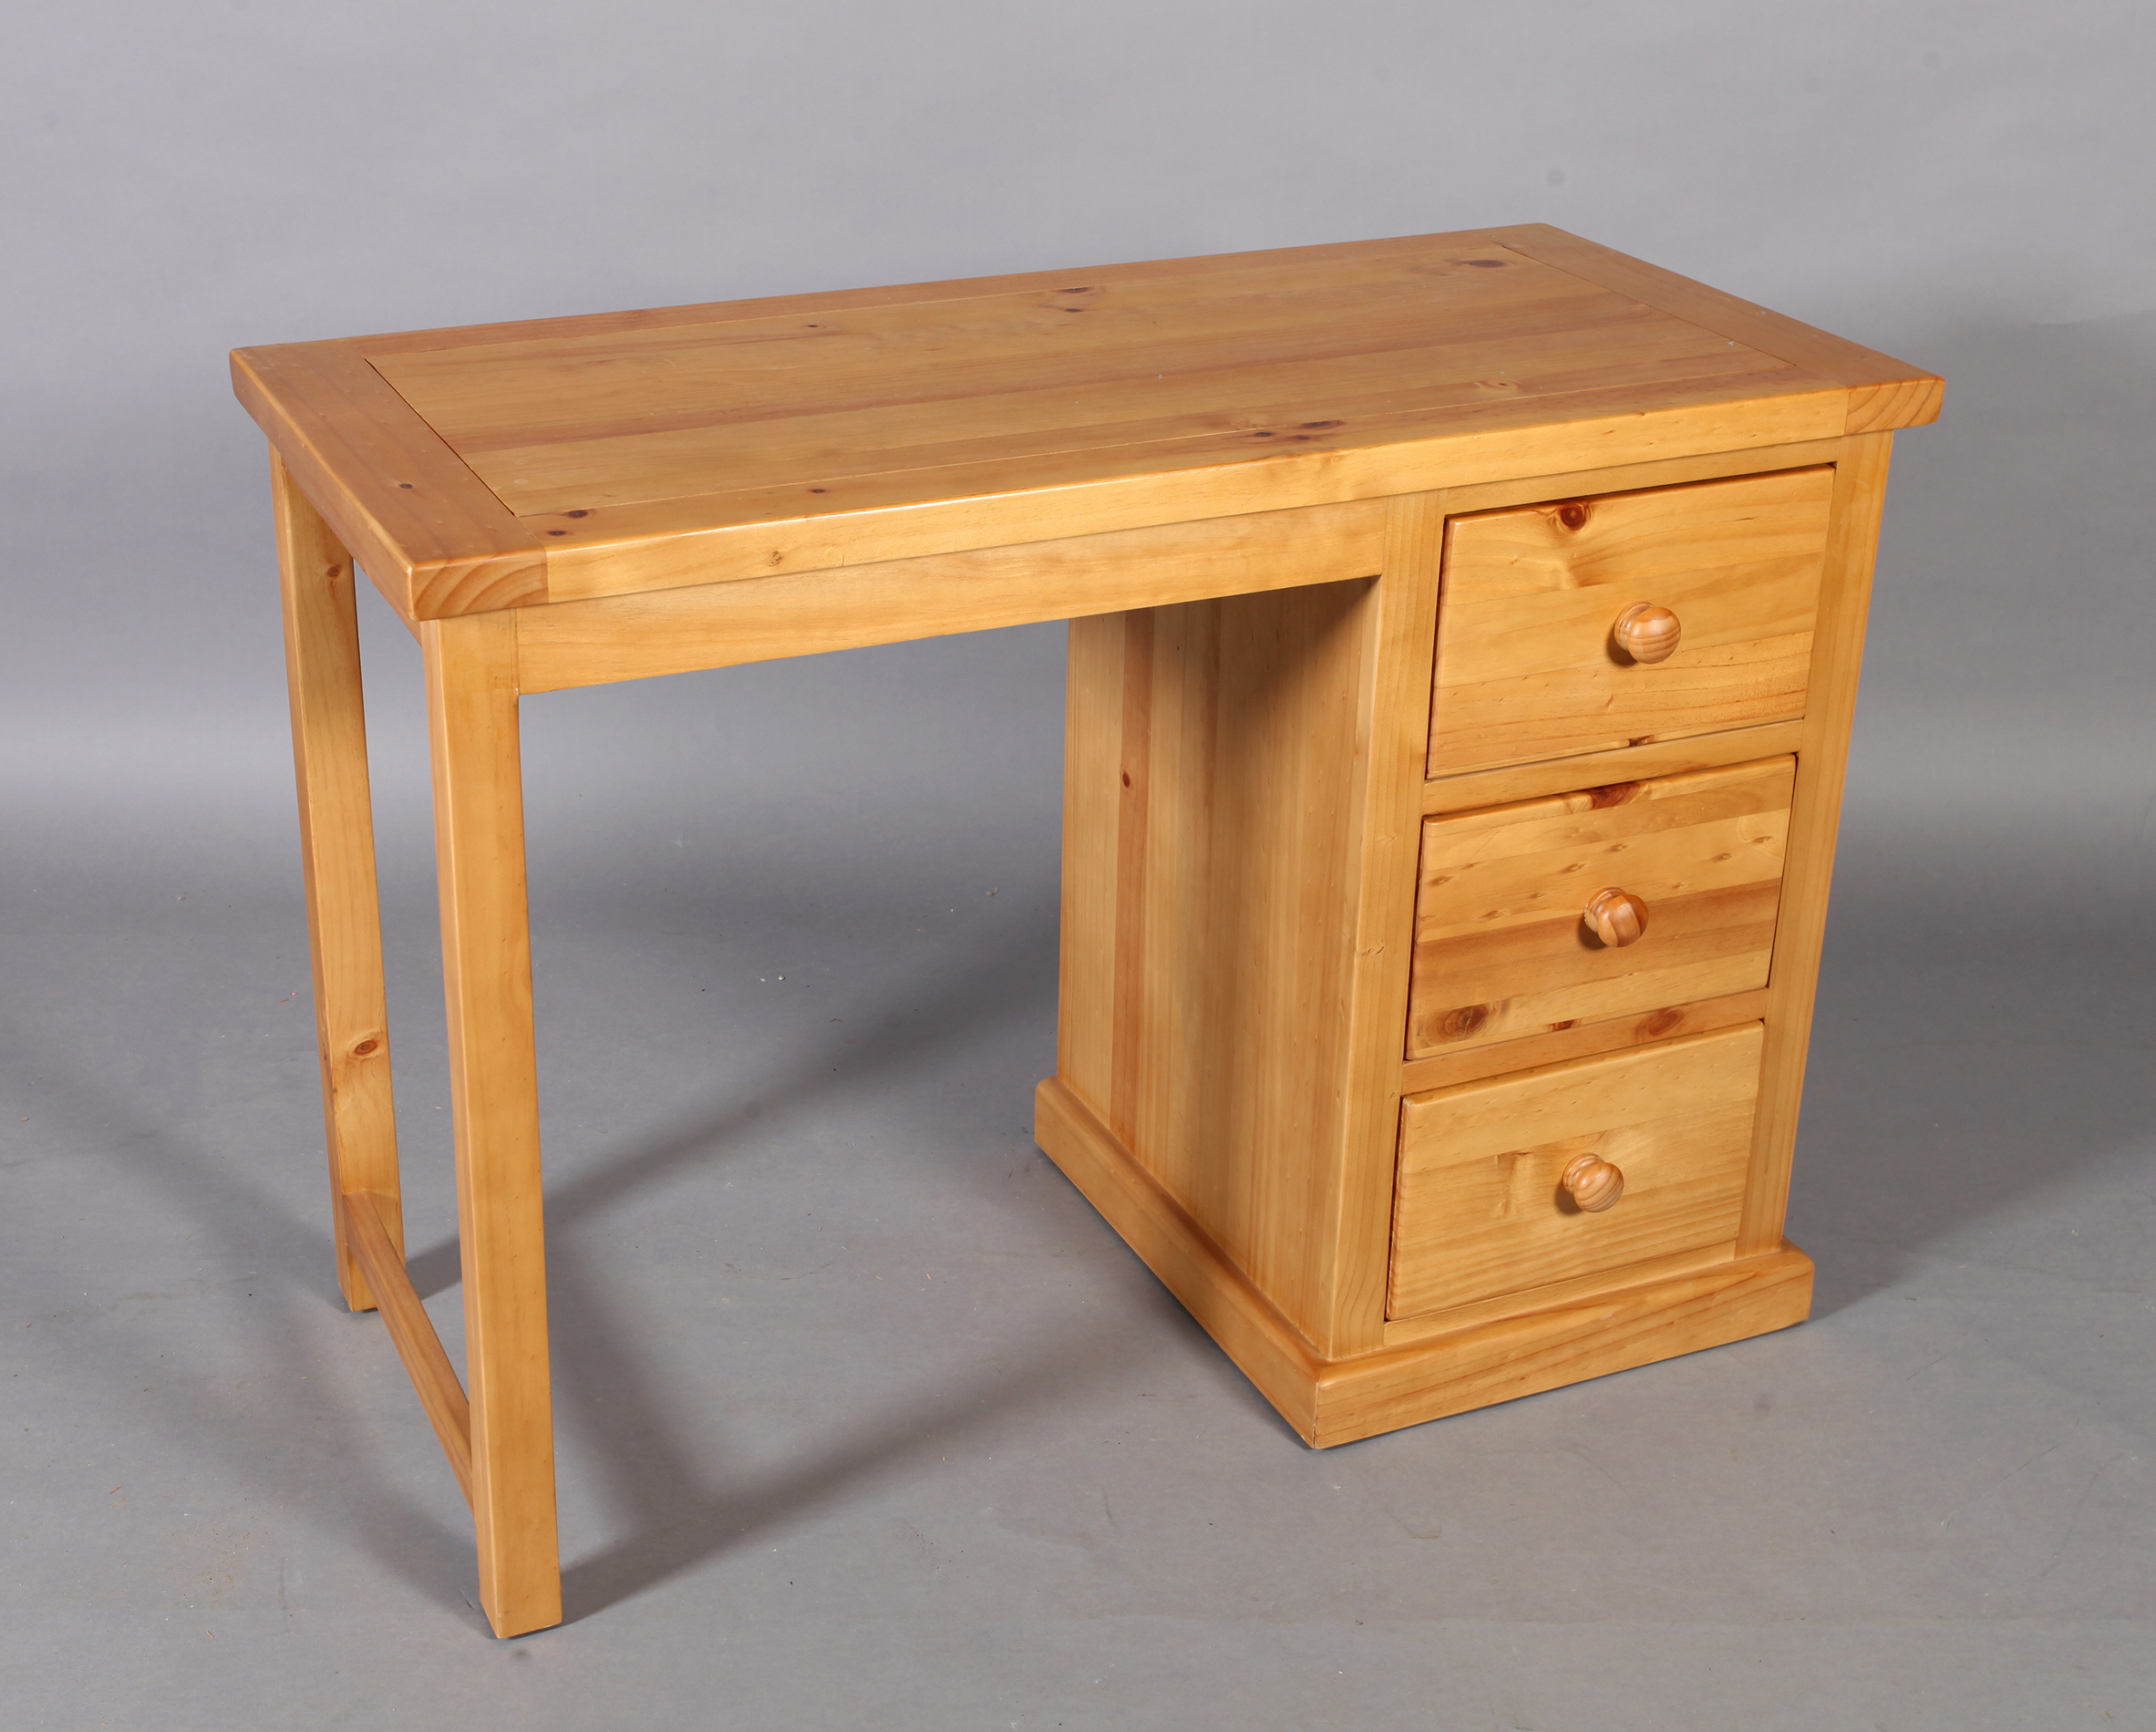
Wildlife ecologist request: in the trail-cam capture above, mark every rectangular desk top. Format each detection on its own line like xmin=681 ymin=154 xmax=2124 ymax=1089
xmin=233 ymin=225 xmax=1941 ymax=624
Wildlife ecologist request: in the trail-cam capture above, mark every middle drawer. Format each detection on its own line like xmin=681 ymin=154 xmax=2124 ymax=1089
xmin=1406 ymin=756 xmax=1793 ymax=1060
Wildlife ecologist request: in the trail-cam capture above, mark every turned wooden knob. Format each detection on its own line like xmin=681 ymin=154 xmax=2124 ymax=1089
xmin=1562 ymin=1152 xmax=1625 ymax=1212
xmin=1613 ymin=602 xmax=1682 ymax=663
xmin=1584 ymin=887 xmax=1649 ymax=948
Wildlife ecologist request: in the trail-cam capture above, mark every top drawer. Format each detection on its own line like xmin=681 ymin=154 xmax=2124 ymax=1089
xmin=1428 ymin=467 xmax=1835 ymax=778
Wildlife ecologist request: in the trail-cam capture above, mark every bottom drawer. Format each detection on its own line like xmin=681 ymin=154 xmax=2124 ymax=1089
xmin=1388 ymin=1022 xmax=1762 ymax=1321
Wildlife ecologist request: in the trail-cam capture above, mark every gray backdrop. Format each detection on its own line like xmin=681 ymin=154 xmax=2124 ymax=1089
xmin=5 ymin=3 xmax=2151 ymax=1727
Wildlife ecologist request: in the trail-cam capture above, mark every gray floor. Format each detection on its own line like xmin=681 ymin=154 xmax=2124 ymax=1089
xmin=5 ymin=569 xmax=2152 ymax=1729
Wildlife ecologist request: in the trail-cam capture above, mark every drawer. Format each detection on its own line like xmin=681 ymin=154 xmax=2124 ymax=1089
xmin=1428 ymin=467 xmax=1834 ymax=777
xmin=1406 ymin=756 xmax=1792 ymax=1059
xmin=1388 ymin=1023 xmax=1763 ymax=1321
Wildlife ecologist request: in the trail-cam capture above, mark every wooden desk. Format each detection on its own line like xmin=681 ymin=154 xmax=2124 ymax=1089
xmin=234 ymin=226 xmax=1941 ymax=1637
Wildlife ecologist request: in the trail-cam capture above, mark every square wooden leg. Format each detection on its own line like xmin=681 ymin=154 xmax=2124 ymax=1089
xmin=273 ymin=451 xmax=403 ymax=1311
xmin=421 ymin=611 xmax=562 ymax=1638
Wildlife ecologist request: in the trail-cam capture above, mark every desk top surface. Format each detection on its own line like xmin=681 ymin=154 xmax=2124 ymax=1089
xmin=234 ymin=225 xmax=1940 ymax=622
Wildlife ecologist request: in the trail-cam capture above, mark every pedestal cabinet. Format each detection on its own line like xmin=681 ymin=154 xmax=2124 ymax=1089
xmin=1034 ymin=332 xmax=1937 ymax=1448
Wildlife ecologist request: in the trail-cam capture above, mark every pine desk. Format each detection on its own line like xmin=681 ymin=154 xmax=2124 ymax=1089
xmin=234 ymin=226 xmax=1941 ymax=1636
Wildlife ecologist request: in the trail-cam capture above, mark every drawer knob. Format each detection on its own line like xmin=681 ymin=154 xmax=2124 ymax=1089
xmin=1562 ymin=1152 xmax=1625 ymax=1212
xmin=1613 ymin=602 xmax=1682 ymax=664
xmin=1584 ymin=887 xmax=1650 ymax=948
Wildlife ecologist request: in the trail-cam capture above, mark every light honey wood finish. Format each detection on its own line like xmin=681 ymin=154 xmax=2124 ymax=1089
xmin=514 ymin=500 xmax=1385 ymax=695
xmin=1398 ymin=986 xmax=1770 ymax=1095
xmin=1844 ymin=376 xmax=1947 ymax=436
xmin=1429 ymin=438 xmax=1846 ymax=522
xmin=1312 ymin=493 xmax=1452 ymax=1357
xmin=421 ymin=612 xmax=560 ymax=1639
xmin=1583 ymin=887 xmax=1651 ymax=948
xmin=1057 ymin=576 xmax=1384 ymax=1353
xmin=274 ymin=452 xmax=402 ymax=1313
xmin=251 ymin=233 xmax=1934 ymax=1630
xmin=502 ymin=380 xmax=1841 ymax=607
xmin=369 ymin=235 xmax=1845 ymax=605
xmin=1422 ymin=718 xmax=1803 ymax=814
xmin=1737 ymin=433 xmax=1895 ymax=1255
xmin=1406 ymin=758 xmax=1794 ymax=1058
xmin=342 ymin=1189 xmax=474 ymax=1502
xmin=1378 ymin=1236 xmax=1750 ymax=1346
xmin=1036 ymin=1077 xmax=1325 ymax=1438
xmin=1320 ymin=1242 xmax=1812 ymax=1446
xmin=236 ymin=342 xmax=547 ymax=622
xmin=1429 ymin=468 xmax=1835 ymax=776
xmin=237 ymin=229 xmax=1940 ymax=617
xmin=1488 ymin=225 xmax=1944 ymax=430
xmin=1037 ymin=1070 xmax=1810 ymax=1448
xmin=1389 ymin=1025 xmax=1765 ymax=1320
xmin=1561 ymin=1152 xmax=1625 ymax=1212
xmin=1612 ymin=602 xmax=1682 ymax=664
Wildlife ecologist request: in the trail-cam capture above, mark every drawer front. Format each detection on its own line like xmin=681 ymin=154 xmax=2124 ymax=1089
xmin=1388 ymin=1023 xmax=1762 ymax=1321
xmin=1428 ymin=467 xmax=1834 ymax=778
xmin=1406 ymin=756 xmax=1792 ymax=1059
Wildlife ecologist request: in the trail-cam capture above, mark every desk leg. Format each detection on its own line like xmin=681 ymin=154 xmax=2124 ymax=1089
xmin=420 ymin=612 xmax=562 ymax=1638
xmin=273 ymin=452 xmax=403 ymax=1313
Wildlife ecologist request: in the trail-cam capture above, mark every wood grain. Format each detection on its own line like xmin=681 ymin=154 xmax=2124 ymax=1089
xmin=274 ymin=451 xmax=402 ymax=1313
xmin=243 ymin=235 xmax=1939 ymax=1633
xmin=1037 ymin=1072 xmax=1810 ymax=1448
xmin=1561 ymin=1150 xmax=1625 ymax=1211
xmin=421 ymin=611 xmax=560 ymax=1638
xmin=1583 ymin=886 xmax=1651 ymax=949
xmin=1422 ymin=719 xmax=1804 ymax=813
xmin=239 ymin=230 xmax=1934 ymax=614
xmin=234 ymin=342 xmax=547 ymax=621
xmin=1057 ymin=617 xmax=1122 ymax=1123
xmin=1378 ymin=1236 xmax=1751 ymax=1347
xmin=1429 ymin=468 xmax=1834 ymax=775
xmin=1055 ymin=571 xmax=1380 ymax=1349
xmin=1306 ymin=492 xmax=1449 ymax=1357
xmin=1407 ymin=758 xmax=1793 ymax=1057
xmin=1388 ymin=1024 xmax=1765 ymax=1319
xmin=1488 ymin=224 xmax=1942 ymax=415
xmin=513 ymin=500 xmax=1385 ymax=694
xmin=356 ymin=231 xmax=1516 ymax=357
xmin=523 ymin=379 xmax=1843 ymax=604
xmin=342 ymin=1189 xmax=474 ymax=1503
xmin=1845 ymin=376 xmax=1945 ymax=436
xmin=242 ymin=228 xmax=1857 ymax=610
xmin=367 ymin=241 xmax=1781 ymax=514
xmin=1317 ymin=1242 xmax=1812 ymax=1446
xmin=422 ymin=314 xmax=1773 ymax=516
xmin=369 ymin=249 xmax=1620 ymax=462
xmin=1398 ymin=987 xmax=1769 ymax=1094
xmin=1612 ymin=602 xmax=1682 ymax=664
xmin=1035 ymin=1077 xmax=1324 ymax=1440
xmin=1428 ymin=438 xmax=1845 ymax=521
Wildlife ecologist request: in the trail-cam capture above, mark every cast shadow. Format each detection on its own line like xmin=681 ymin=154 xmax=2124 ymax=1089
xmin=551 ymin=1285 xmax=1142 ymax=1623
xmin=401 ymin=888 xmax=1060 ymax=1297
xmin=400 ymin=889 xmax=1103 ymax=1622
xmin=1790 ymin=918 xmax=2155 ymax=1319
xmin=0 ymin=1011 xmax=481 ymax=1620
